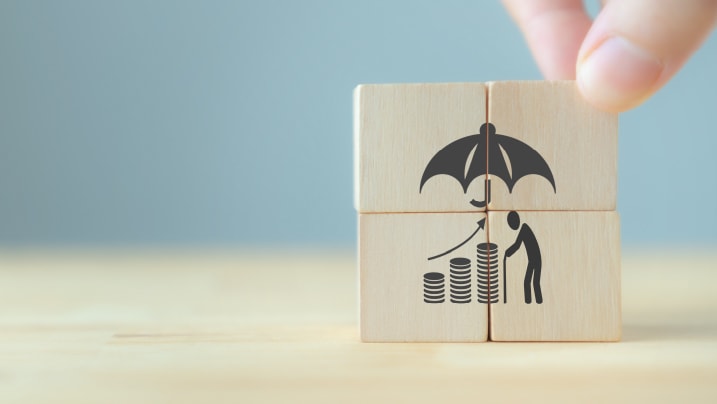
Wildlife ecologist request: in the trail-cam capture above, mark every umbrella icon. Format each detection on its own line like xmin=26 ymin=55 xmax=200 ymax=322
xmin=419 ymin=123 xmax=556 ymax=208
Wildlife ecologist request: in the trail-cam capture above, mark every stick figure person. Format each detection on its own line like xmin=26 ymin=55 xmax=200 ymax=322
xmin=505 ymin=211 xmax=543 ymax=304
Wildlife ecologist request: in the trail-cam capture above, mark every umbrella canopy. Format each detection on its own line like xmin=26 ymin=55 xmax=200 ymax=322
xmin=419 ymin=123 xmax=555 ymax=205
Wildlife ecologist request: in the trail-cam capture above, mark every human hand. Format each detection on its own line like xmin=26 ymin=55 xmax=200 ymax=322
xmin=502 ymin=0 xmax=717 ymax=112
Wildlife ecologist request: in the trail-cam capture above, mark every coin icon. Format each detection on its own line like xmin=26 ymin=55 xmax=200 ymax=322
xmin=449 ymin=257 xmax=472 ymax=304
xmin=423 ymin=272 xmax=445 ymax=303
xmin=476 ymin=243 xmax=499 ymax=304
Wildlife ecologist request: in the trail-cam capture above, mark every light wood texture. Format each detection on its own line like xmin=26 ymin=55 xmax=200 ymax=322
xmin=488 ymin=211 xmax=621 ymax=341
xmin=355 ymin=83 xmax=488 ymax=213
xmin=0 ymin=250 xmax=716 ymax=402
xmin=487 ymin=81 xmax=618 ymax=211
xmin=360 ymin=213 xmax=488 ymax=341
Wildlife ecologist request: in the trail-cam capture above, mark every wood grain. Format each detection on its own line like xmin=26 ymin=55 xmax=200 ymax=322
xmin=355 ymin=83 xmax=488 ymax=213
xmin=360 ymin=213 xmax=488 ymax=341
xmin=487 ymin=81 xmax=618 ymax=211
xmin=0 ymin=250 xmax=715 ymax=402
xmin=488 ymin=211 xmax=621 ymax=341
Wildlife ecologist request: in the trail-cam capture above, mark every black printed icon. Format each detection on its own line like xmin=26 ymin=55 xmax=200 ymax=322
xmin=419 ymin=123 xmax=556 ymax=208
xmin=449 ymin=258 xmax=472 ymax=304
xmin=419 ymin=125 xmax=550 ymax=306
xmin=422 ymin=257 xmax=479 ymax=305
xmin=423 ymin=272 xmax=445 ymax=304
xmin=476 ymin=243 xmax=499 ymax=304
xmin=504 ymin=211 xmax=543 ymax=304
xmin=422 ymin=220 xmax=492 ymax=305
xmin=422 ymin=259 xmax=474 ymax=305
xmin=427 ymin=219 xmax=486 ymax=261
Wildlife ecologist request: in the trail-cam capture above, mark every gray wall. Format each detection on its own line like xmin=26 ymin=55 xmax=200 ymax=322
xmin=1 ymin=1 xmax=715 ymax=247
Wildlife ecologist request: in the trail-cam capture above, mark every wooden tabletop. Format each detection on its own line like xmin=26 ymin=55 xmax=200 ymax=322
xmin=1 ymin=249 xmax=715 ymax=403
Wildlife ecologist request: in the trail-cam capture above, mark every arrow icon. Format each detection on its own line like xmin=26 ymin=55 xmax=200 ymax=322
xmin=427 ymin=218 xmax=486 ymax=261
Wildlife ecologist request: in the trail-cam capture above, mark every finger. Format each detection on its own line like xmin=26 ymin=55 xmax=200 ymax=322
xmin=502 ymin=0 xmax=592 ymax=79
xmin=577 ymin=0 xmax=717 ymax=112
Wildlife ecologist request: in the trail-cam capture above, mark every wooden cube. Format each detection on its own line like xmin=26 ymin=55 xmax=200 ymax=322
xmin=360 ymin=212 xmax=489 ymax=342
xmin=355 ymin=83 xmax=488 ymax=213
xmin=486 ymin=81 xmax=617 ymax=211
xmin=487 ymin=210 xmax=621 ymax=341
xmin=355 ymin=81 xmax=621 ymax=342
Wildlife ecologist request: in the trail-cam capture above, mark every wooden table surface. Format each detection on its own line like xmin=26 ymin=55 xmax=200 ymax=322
xmin=1 ymin=249 xmax=715 ymax=403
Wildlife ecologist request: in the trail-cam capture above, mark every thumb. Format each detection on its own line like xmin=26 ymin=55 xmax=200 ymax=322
xmin=577 ymin=0 xmax=717 ymax=112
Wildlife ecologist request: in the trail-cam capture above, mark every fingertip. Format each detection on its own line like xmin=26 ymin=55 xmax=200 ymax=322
xmin=577 ymin=36 xmax=663 ymax=112
xmin=575 ymin=0 xmax=717 ymax=112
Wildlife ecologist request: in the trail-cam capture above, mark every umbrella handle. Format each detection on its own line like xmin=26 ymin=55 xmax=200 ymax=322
xmin=470 ymin=179 xmax=491 ymax=208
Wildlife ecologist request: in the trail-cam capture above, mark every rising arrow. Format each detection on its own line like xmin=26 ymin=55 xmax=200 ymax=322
xmin=427 ymin=218 xmax=486 ymax=261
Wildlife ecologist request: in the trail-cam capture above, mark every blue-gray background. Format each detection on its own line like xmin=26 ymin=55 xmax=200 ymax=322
xmin=1 ymin=1 xmax=715 ymax=247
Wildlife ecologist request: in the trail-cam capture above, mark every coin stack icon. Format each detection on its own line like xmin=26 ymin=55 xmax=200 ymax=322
xmin=476 ymin=243 xmax=499 ymax=304
xmin=449 ymin=257 xmax=472 ymax=304
xmin=423 ymin=272 xmax=445 ymax=304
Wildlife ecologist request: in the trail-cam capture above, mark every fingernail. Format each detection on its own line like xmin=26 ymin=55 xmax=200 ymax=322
xmin=577 ymin=36 xmax=663 ymax=111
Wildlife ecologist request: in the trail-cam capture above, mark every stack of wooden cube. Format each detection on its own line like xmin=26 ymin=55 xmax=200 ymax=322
xmin=355 ymin=81 xmax=620 ymax=342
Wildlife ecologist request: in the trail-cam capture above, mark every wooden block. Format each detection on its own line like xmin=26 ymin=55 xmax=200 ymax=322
xmin=360 ymin=212 xmax=489 ymax=342
xmin=487 ymin=210 xmax=621 ymax=341
xmin=486 ymin=81 xmax=617 ymax=211
xmin=355 ymin=83 xmax=488 ymax=213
